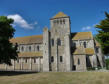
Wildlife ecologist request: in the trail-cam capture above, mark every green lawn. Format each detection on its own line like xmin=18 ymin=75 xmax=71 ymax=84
xmin=0 ymin=71 xmax=109 ymax=84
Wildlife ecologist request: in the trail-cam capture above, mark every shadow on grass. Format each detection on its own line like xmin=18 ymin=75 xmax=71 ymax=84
xmin=0 ymin=71 xmax=38 ymax=76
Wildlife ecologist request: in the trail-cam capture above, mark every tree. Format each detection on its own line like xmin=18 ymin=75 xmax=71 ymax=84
xmin=95 ymin=12 xmax=109 ymax=55
xmin=105 ymin=59 xmax=109 ymax=70
xmin=0 ymin=16 xmax=18 ymax=65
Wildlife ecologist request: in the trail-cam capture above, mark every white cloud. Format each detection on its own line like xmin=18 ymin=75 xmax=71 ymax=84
xmin=82 ymin=26 xmax=91 ymax=31
xmin=7 ymin=14 xmax=37 ymax=29
xmin=34 ymin=21 xmax=38 ymax=25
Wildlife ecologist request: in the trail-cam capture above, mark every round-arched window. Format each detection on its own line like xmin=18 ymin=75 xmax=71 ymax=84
xmin=37 ymin=45 xmax=39 ymax=51
xmin=78 ymin=58 xmax=80 ymax=65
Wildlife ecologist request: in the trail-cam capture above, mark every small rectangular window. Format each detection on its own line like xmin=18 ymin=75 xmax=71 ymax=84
xmin=51 ymin=56 xmax=54 ymax=62
xmin=60 ymin=56 xmax=63 ymax=62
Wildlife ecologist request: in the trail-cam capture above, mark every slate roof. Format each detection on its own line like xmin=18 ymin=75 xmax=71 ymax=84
xmin=71 ymin=32 xmax=93 ymax=40
xmin=18 ymin=52 xmax=43 ymax=57
xmin=85 ymin=48 xmax=95 ymax=55
xmin=10 ymin=35 xmax=43 ymax=44
xmin=73 ymin=47 xmax=95 ymax=55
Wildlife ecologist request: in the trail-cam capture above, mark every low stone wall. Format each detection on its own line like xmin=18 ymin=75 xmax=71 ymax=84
xmin=0 ymin=57 xmax=43 ymax=72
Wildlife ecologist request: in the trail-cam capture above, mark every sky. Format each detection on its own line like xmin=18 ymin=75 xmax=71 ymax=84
xmin=0 ymin=0 xmax=109 ymax=37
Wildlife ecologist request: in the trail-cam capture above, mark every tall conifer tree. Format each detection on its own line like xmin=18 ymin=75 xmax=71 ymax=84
xmin=95 ymin=12 xmax=109 ymax=55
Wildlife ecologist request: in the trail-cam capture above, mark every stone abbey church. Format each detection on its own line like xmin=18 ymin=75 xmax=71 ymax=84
xmin=0 ymin=12 xmax=105 ymax=71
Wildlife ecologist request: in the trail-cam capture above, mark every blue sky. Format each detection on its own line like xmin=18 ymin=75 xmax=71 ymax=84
xmin=0 ymin=0 xmax=109 ymax=37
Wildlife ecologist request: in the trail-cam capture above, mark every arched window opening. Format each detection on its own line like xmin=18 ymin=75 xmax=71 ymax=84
xmin=63 ymin=19 xmax=65 ymax=24
xmin=25 ymin=58 xmax=27 ymax=63
xmin=60 ymin=56 xmax=63 ymax=62
xmin=34 ymin=58 xmax=36 ymax=63
xmin=37 ymin=45 xmax=39 ymax=51
xmin=17 ymin=59 xmax=19 ymax=63
xmin=83 ymin=42 xmax=87 ymax=48
xmin=21 ymin=46 xmax=24 ymax=51
xmin=51 ymin=56 xmax=54 ymax=62
xmin=57 ymin=38 xmax=61 ymax=46
xmin=29 ymin=46 xmax=31 ymax=51
xmin=78 ymin=58 xmax=80 ymax=65
xmin=60 ymin=20 xmax=62 ymax=24
xmin=51 ymin=39 xmax=54 ymax=46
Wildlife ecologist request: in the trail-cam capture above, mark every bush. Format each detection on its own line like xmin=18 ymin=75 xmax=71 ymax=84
xmin=87 ymin=67 xmax=95 ymax=71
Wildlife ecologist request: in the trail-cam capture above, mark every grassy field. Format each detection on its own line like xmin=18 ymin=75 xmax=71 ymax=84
xmin=0 ymin=71 xmax=109 ymax=84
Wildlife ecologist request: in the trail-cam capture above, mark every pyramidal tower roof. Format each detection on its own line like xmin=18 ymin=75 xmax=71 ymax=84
xmin=51 ymin=12 xmax=68 ymax=19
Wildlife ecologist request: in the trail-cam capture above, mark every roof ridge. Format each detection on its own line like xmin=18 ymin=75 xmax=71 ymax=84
xmin=71 ymin=31 xmax=92 ymax=33
xmin=52 ymin=12 xmax=68 ymax=19
xmin=12 ymin=34 xmax=43 ymax=39
xmin=10 ymin=34 xmax=43 ymax=44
